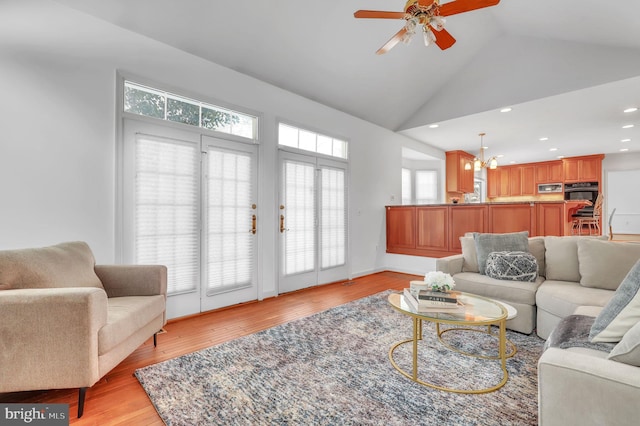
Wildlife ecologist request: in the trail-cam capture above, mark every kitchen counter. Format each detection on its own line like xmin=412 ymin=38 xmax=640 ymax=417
xmin=385 ymin=200 xmax=594 ymax=258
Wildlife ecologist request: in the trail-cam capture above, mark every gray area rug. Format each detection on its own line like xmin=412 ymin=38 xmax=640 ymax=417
xmin=135 ymin=291 xmax=545 ymax=425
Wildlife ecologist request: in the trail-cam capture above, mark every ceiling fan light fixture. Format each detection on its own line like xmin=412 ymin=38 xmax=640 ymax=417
xmin=423 ymin=27 xmax=436 ymax=46
xmin=430 ymin=15 xmax=446 ymax=30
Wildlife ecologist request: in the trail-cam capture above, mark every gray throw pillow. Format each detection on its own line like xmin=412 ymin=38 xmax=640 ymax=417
xmin=608 ymin=321 xmax=640 ymax=366
xmin=474 ymin=231 xmax=529 ymax=275
xmin=485 ymin=251 xmax=537 ymax=282
xmin=590 ymin=259 xmax=640 ymax=343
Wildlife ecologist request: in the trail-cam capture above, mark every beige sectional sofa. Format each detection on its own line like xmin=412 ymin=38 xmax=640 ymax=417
xmin=0 ymin=242 xmax=167 ymax=417
xmin=437 ymin=234 xmax=640 ymax=424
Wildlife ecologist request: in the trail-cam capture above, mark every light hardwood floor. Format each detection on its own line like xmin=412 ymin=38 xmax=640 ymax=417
xmin=0 ymin=271 xmax=417 ymax=425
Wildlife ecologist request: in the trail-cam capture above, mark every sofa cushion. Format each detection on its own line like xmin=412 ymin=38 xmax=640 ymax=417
xmin=474 ymin=231 xmax=529 ymax=275
xmin=536 ymin=280 xmax=613 ymax=320
xmin=578 ymin=239 xmax=640 ymax=290
xmin=99 ymin=295 xmax=166 ymax=355
xmin=0 ymin=241 xmax=103 ymax=290
xmin=486 ymin=251 xmax=537 ymax=282
xmin=460 ymin=236 xmax=480 ymax=273
xmin=544 ymin=236 xmax=582 ymax=282
xmin=590 ymin=259 xmax=640 ymax=343
xmin=608 ymin=321 xmax=640 ymax=366
xmin=451 ymin=272 xmax=542 ymax=305
xmin=528 ymin=237 xmax=546 ymax=278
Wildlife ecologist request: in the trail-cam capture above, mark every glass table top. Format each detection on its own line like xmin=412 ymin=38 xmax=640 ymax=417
xmin=388 ymin=292 xmax=507 ymax=324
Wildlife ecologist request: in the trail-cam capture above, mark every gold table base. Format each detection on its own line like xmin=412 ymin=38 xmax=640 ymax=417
xmin=389 ymin=317 xmax=512 ymax=394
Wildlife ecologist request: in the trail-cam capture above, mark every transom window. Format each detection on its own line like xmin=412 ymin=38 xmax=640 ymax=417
xmin=278 ymin=123 xmax=348 ymax=160
xmin=124 ymin=81 xmax=257 ymax=140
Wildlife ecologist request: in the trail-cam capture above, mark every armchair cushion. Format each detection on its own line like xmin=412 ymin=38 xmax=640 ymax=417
xmin=0 ymin=241 xmax=103 ymax=290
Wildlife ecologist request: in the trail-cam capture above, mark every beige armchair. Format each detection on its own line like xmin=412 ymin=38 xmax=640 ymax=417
xmin=0 ymin=242 xmax=167 ymax=418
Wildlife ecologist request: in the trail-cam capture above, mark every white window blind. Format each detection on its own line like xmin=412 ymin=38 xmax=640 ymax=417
xmin=415 ymin=170 xmax=438 ymax=204
xmin=283 ymin=160 xmax=316 ymax=275
xmin=207 ymin=148 xmax=253 ymax=292
xmin=402 ymin=168 xmax=412 ymax=205
xmin=320 ymin=167 xmax=346 ymax=269
xmin=135 ymin=136 xmax=199 ymax=294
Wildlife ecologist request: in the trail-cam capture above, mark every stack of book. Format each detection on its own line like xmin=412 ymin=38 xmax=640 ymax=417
xmin=402 ymin=288 xmax=464 ymax=313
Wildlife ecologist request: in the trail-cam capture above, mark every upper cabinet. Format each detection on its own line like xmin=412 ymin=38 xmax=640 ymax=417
xmin=535 ymin=161 xmax=564 ymax=183
xmin=562 ymin=154 xmax=604 ymax=183
xmin=445 ymin=150 xmax=475 ymax=194
xmin=487 ymin=154 xmax=603 ymax=199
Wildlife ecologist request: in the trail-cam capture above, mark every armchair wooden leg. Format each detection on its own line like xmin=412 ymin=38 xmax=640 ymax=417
xmin=153 ymin=332 xmax=157 ymax=347
xmin=78 ymin=387 xmax=87 ymax=418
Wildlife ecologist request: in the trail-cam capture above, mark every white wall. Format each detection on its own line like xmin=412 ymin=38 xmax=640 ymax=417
xmin=602 ymin=152 xmax=640 ymax=233
xmin=0 ymin=0 xmax=432 ymax=297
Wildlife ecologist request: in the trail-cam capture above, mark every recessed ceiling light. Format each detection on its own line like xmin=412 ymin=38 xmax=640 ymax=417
xmin=429 ymin=124 xmax=439 ymax=128
xmin=621 ymin=139 xmax=631 ymax=142
xmin=549 ymin=148 xmax=558 ymax=152
xmin=557 ymin=155 xmax=565 ymax=159
xmin=624 ymin=107 xmax=638 ymax=113
xmin=497 ymin=154 xmax=505 ymax=158
xmin=620 ymin=148 xmax=630 ymax=152
xmin=622 ymin=124 xmax=635 ymax=129
xmin=500 ymin=107 xmax=512 ymax=113
xmin=510 ymin=161 xmax=516 ymax=164
xmin=539 ymin=137 xmax=549 ymax=141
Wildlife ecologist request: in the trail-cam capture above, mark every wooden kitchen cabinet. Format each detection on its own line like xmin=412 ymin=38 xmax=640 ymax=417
xmin=536 ymin=161 xmax=563 ymax=183
xmin=521 ymin=166 xmax=536 ymax=196
xmin=448 ymin=205 xmax=488 ymax=250
xmin=446 ymin=150 xmax=475 ymax=194
xmin=386 ymin=206 xmax=415 ymax=251
xmin=536 ymin=203 xmax=564 ymax=236
xmin=509 ymin=166 xmax=522 ymax=196
xmin=416 ymin=206 xmax=449 ymax=252
xmin=563 ymin=155 xmax=604 ymax=182
xmin=488 ymin=203 xmax=535 ymax=235
xmin=487 ymin=167 xmax=511 ymax=198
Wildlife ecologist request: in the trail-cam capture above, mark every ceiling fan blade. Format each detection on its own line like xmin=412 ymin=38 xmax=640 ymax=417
xmin=376 ymin=28 xmax=408 ymax=55
xmin=354 ymin=10 xmax=406 ymax=19
xmin=431 ymin=25 xmax=456 ymax=50
xmin=417 ymin=0 xmax=437 ymax=7
xmin=439 ymin=0 xmax=500 ymax=17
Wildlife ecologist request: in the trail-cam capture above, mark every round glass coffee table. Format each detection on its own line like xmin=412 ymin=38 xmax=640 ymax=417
xmin=388 ymin=292 xmax=516 ymax=394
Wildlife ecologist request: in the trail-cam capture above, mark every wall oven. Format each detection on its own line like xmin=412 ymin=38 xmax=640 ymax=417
xmin=564 ymin=182 xmax=599 ymax=204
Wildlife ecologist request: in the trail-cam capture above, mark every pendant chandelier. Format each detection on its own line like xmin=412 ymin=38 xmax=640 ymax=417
xmin=473 ymin=132 xmax=498 ymax=171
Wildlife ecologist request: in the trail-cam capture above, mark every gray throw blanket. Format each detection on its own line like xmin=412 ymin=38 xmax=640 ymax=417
xmin=544 ymin=315 xmax=615 ymax=353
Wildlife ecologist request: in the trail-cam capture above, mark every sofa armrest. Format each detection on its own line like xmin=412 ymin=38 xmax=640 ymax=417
xmin=538 ymin=347 xmax=640 ymax=425
xmin=95 ymin=265 xmax=167 ymax=298
xmin=436 ymin=254 xmax=464 ymax=275
xmin=0 ymin=287 xmax=108 ymax=392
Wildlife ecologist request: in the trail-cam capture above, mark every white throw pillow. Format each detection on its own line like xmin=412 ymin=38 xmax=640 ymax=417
xmin=608 ymin=321 xmax=640 ymax=366
xmin=590 ymin=259 xmax=640 ymax=343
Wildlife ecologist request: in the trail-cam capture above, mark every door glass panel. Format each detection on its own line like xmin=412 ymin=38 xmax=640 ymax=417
xmin=320 ymin=166 xmax=346 ymax=269
xmin=135 ymin=136 xmax=199 ymax=294
xmin=283 ymin=160 xmax=316 ymax=275
xmin=207 ymin=148 xmax=254 ymax=293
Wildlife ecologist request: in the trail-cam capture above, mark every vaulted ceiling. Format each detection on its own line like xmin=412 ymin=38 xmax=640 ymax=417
xmin=55 ymin=0 xmax=640 ymax=164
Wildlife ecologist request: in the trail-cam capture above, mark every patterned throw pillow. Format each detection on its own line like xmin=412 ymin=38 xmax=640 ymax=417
xmin=485 ymin=251 xmax=538 ymax=282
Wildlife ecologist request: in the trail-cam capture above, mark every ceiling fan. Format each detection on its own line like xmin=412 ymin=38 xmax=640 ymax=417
xmin=354 ymin=0 xmax=501 ymax=54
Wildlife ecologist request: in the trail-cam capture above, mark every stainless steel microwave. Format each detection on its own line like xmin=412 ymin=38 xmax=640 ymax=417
xmin=537 ymin=183 xmax=563 ymax=193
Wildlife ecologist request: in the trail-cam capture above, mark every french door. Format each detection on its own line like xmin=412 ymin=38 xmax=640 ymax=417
xmin=278 ymin=150 xmax=348 ymax=293
xmin=122 ymin=119 xmax=258 ymax=318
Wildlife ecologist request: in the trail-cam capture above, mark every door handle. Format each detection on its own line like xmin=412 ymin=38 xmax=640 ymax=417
xmin=251 ymin=214 xmax=257 ymax=234
xmin=280 ymin=214 xmax=286 ymax=233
